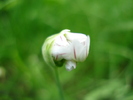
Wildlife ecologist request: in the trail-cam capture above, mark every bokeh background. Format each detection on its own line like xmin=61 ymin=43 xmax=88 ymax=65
xmin=0 ymin=0 xmax=133 ymax=100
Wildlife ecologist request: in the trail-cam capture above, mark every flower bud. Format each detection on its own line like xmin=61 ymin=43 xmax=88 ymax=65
xmin=42 ymin=29 xmax=90 ymax=71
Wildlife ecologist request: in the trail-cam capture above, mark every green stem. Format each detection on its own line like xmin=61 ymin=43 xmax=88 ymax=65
xmin=54 ymin=67 xmax=65 ymax=100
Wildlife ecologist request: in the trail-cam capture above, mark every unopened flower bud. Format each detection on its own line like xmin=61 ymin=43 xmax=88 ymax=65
xmin=42 ymin=29 xmax=90 ymax=71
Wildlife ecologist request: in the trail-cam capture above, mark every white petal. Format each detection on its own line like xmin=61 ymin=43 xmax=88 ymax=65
xmin=77 ymin=35 xmax=90 ymax=61
xmin=86 ymin=35 xmax=90 ymax=56
xmin=60 ymin=29 xmax=70 ymax=34
xmin=65 ymin=60 xmax=76 ymax=71
xmin=65 ymin=32 xmax=87 ymax=42
xmin=51 ymin=44 xmax=69 ymax=61
xmin=71 ymin=40 xmax=86 ymax=61
xmin=51 ymin=34 xmax=72 ymax=61
xmin=70 ymin=35 xmax=90 ymax=62
xmin=54 ymin=34 xmax=69 ymax=46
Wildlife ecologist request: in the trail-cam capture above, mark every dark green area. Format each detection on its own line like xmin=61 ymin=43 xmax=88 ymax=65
xmin=0 ymin=0 xmax=133 ymax=100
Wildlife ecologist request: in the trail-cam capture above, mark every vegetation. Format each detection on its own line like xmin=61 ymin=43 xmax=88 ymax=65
xmin=0 ymin=0 xmax=133 ymax=100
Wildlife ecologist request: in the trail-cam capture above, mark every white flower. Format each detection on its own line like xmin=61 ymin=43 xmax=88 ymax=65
xmin=42 ymin=29 xmax=90 ymax=71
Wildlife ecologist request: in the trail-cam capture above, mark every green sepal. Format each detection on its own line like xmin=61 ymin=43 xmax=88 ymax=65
xmin=54 ymin=59 xmax=66 ymax=67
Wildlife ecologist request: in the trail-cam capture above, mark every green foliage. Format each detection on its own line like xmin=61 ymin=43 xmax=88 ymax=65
xmin=0 ymin=0 xmax=133 ymax=100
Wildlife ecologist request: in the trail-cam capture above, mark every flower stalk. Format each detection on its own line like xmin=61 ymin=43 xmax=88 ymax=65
xmin=54 ymin=67 xmax=65 ymax=100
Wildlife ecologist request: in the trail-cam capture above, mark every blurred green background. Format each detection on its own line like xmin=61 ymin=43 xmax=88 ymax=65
xmin=0 ymin=0 xmax=133 ymax=100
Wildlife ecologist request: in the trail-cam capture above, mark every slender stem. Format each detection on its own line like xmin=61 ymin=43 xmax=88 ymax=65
xmin=54 ymin=67 xmax=65 ymax=100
